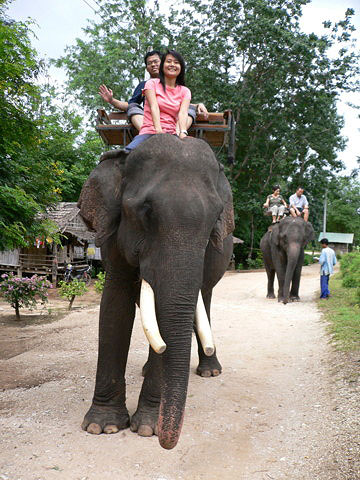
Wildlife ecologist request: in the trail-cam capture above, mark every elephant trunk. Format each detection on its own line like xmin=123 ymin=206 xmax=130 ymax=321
xmin=283 ymin=243 xmax=301 ymax=304
xmin=141 ymin=250 xmax=206 ymax=449
xmin=156 ymin=291 xmax=197 ymax=449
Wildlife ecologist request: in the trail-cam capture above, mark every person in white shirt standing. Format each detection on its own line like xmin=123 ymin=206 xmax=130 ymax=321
xmin=289 ymin=186 xmax=309 ymax=221
xmin=319 ymin=238 xmax=337 ymax=299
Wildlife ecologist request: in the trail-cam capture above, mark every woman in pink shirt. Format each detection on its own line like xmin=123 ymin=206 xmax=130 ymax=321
xmin=125 ymin=50 xmax=191 ymax=152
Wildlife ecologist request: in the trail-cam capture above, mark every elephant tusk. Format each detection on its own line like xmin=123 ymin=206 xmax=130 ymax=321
xmin=195 ymin=291 xmax=215 ymax=356
xmin=140 ymin=280 xmax=167 ymax=354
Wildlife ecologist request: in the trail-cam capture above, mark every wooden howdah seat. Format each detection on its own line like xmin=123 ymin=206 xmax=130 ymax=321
xmin=96 ymin=108 xmax=236 ymax=163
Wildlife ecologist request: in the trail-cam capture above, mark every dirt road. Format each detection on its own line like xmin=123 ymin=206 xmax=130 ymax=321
xmin=0 ymin=264 xmax=358 ymax=480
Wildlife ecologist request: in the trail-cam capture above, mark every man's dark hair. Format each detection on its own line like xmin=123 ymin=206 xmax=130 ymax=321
xmin=159 ymin=49 xmax=186 ymax=91
xmin=320 ymin=238 xmax=329 ymax=245
xmin=272 ymin=185 xmax=281 ymax=192
xmin=144 ymin=50 xmax=161 ymax=65
xmin=296 ymin=186 xmax=304 ymax=191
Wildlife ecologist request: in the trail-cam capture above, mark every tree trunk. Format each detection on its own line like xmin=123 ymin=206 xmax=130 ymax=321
xmin=68 ymin=295 xmax=75 ymax=310
xmin=15 ymin=301 xmax=21 ymax=321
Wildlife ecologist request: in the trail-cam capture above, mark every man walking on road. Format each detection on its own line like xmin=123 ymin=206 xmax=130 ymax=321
xmin=319 ymin=238 xmax=337 ymax=299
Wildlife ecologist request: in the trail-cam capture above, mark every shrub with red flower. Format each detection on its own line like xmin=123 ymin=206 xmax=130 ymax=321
xmin=0 ymin=272 xmax=52 ymax=320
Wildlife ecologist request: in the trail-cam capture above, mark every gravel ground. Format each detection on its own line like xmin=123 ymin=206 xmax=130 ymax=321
xmin=0 ymin=263 xmax=359 ymax=480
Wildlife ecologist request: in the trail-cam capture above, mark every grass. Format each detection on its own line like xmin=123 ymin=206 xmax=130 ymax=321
xmin=318 ymin=273 xmax=360 ymax=351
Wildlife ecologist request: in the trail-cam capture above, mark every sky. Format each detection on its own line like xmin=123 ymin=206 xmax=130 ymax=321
xmin=5 ymin=0 xmax=360 ymax=173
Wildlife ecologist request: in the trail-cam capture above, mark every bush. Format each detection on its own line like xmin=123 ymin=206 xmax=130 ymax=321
xmin=340 ymin=252 xmax=360 ymax=289
xmin=94 ymin=271 xmax=105 ymax=294
xmin=303 ymin=253 xmax=315 ymax=266
xmin=0 ymin=272 xmax=52 ymax=320
xmin=58 ymin=279 xmax=88 ymax=310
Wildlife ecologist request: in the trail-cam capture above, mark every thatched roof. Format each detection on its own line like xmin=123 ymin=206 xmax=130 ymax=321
xmin=46 ymin=202 xmax=95 ymax=242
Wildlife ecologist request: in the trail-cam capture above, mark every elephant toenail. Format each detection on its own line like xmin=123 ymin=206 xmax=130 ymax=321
xmin=87 ymin=423 xmax=102 ymax=435
xmin=104 ymin=425 xmax=119 ymax=434
xmin=138 ymin=425 xmax=153 ymax=437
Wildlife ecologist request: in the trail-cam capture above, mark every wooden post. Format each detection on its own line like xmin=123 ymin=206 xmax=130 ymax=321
xmin=52 ymin=244 xmax=58 ymax=285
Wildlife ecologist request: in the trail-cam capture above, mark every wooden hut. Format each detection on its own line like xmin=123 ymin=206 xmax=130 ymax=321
xmin=318 ymin=232 xmax=354 ymax=254
xmin=0 ymin=203 xmax=95 ymax=283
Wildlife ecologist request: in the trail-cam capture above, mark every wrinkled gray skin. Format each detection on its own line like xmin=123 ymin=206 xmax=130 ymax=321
xmin=78 ymin=135 xmax=234 ymax=449
xmin=260 ymin=217 xmax=314 ymax=304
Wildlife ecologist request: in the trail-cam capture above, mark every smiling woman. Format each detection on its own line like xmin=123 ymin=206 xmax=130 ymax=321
xmin=124 ymin=50 xmax=192 ymax=152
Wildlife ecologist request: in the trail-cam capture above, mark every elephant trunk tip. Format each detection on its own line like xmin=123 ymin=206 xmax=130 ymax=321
xmin=158 ymin=433 xmax=179 ymax=450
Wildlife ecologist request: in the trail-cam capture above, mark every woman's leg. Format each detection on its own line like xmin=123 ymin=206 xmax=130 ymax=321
xmin=270 ymin=205 xmax=277 ymax=223
xmin=278 ymin=205 xmax=285 ymax=219
xmin=125 ymin=134 xmax=154 ymax=152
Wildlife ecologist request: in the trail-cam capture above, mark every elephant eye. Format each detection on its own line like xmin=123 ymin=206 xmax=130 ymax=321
xmin=139 ymin=201 xmax=153 ymax=229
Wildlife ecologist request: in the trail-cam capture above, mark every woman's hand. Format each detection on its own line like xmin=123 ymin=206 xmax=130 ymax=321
xmin=155 ymin=127 xmax=164 ymax=134
xmin=99 ymin=84 xmax=113 ymax=103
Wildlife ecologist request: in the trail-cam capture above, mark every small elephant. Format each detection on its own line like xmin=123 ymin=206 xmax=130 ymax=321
xmin=260 ymin=217 xmax=314 ymax=303
xmin=78 ymin=135 xmax=234 ymax=449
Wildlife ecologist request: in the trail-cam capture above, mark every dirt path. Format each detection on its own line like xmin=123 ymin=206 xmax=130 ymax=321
xmin=0 ymin=264 xmax=358 ymax=480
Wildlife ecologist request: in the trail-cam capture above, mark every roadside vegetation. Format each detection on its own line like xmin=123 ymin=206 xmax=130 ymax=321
xmin=318 ymin=251 xmax=360 ymax=351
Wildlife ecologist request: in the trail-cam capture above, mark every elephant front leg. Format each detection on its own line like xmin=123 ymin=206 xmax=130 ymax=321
xmin=82 ymin=265 xmax=137 ymax=435
xmin=130 ymin=349 xmax=161 ymax=437
xmin=195 ymin=290 xmax=222 ymax=377
xmin=290 ymin=256 xmax=303 ymax=301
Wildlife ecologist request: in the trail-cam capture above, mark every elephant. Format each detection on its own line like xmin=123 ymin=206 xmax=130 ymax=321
xmin=260 ymin=216 xmax=314 ymax=304
xmin=77 ymin=134 xmax=234 ymax=449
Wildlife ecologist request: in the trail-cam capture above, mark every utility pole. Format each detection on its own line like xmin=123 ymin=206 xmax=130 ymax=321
xmin=323 ymin=189 xmax=327 ymax=234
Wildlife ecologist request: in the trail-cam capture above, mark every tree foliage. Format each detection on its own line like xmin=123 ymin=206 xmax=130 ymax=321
xmin=0 ymin=4 xmax=103 ymax=250
xmin=3 ymin=0 xmax=360 ymax=263
xmin=326 ymin=176 xmax=360 ymax=244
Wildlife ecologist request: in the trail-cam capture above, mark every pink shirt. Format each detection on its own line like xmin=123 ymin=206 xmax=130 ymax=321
xmin=139 ymin=78 xmax=191 ymax=135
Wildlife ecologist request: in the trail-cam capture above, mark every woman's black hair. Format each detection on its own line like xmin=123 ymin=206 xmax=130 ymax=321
xmin=272 ymin=185 xmax=281 ymax=192
xmin=159 ymin=49 xmax=186 ymax=91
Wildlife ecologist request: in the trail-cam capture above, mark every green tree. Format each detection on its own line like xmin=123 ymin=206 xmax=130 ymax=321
xmin=0 ymin=5 xmax=61 ymax=250
xmin=55 ymin=0 xmax=168 ymax=115
xmin=58 ymin=279 xmax=88 ymax=310
xmin=1 ymin=2 xmax=103 ymax=250
xmin=326 ymin=175 xmax=360 ymax=245
xmin=54 ymin=0 xmax=359 ymax=263
xmin=170 ymin=0 xmax=359 ymax=259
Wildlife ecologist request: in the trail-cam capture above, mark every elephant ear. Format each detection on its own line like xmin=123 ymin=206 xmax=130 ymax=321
xmin=210 ymin=165 xmax=235 ymax=253
xmin=77 ymin=152 xmax=126 ymax=247
xmin=305 ymin=221 xmax=315 ymax=243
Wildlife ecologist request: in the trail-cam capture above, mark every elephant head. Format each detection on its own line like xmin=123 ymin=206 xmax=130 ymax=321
xmin=271 ymin=217 xmax=314 ymax=303
xmin=78 ymin=134 xmax=234 ymax=449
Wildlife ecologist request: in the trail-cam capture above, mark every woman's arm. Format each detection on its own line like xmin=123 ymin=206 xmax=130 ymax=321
xmin=178 ymin=98 xmax=191 ymax=139
xmin=263 ymin=196 xmax=270 ymax=208
xmin=145 ymin=89 xmax=163 ymax=134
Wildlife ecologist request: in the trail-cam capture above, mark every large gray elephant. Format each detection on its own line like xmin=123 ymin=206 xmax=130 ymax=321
xmin=260 ymin=217 xmax=314 ymax=304
xmin=78 ymin=134 xmax=234 ymax=449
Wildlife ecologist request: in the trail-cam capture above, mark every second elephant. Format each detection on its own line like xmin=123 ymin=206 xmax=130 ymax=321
xmin=260 ymin=217 xmax=314 ymax=303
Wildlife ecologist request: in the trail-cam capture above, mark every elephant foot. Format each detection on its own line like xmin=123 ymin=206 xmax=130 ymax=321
xmin=266 ymin=293 xmax=276 ymax=299
xmin=290 ymin=295 xmax=300 ymax=302
xmin=196 ymin=355 xmax=222 ymax=377
xmin=81 ymin=404 xmax=130 ymax=435
xmin=130 ymin=400 xmax=160 ymax=437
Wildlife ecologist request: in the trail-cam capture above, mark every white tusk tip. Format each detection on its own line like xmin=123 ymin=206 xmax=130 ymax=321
xmin=155 ymin=345 xmax=166 ymax=354
xmin=204 ymin=346 xmax=215 ymax=356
